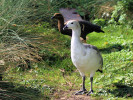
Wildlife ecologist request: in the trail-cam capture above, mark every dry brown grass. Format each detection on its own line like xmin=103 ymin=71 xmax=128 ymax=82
xmin=0 ymin=36 xmax=42 ymax=71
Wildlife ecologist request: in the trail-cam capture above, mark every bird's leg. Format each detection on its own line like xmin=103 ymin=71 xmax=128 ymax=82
xmin=87 ymin=77 xmax=93 ymax=96
xmin=75 ymin=76 xmax=87 ymax=95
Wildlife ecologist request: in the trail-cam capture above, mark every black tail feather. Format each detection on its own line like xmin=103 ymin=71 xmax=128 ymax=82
xmin=97 ymin=69 xmax=103 ymax=73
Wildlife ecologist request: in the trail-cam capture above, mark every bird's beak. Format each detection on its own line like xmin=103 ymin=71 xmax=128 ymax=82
xmin=51 ymin=16 xmax=55 ymax=19
xmin=63 ymin=25 xmax=68 ymax=30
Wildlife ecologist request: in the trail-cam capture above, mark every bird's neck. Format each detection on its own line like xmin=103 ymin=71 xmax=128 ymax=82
xmin=71 ymin=28 xmax=85 ymax=57
xmin=57 ymin=18 xmax=64 ymax=32
xmin=71 ymin=28 xmax=82 ymax=48
xmin=71 ymin=28 xmax=81 ymax=41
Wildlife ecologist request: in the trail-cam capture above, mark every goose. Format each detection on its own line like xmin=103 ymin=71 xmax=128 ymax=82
xmin=63 ymin=20 xmax=103 ymax=95
xmin=51 ymin=8 xmax=104 ymax=42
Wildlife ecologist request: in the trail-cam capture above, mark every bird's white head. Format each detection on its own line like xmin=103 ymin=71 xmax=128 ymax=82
xmin=63 ymin=20 xmax=80 ymax=30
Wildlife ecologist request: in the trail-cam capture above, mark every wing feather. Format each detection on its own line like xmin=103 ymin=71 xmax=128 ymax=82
xmin=59 ymin=8 xmax=83 ymax=23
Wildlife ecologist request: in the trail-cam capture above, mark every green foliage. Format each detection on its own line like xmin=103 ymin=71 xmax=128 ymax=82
xmin=109 ymin=0 xmax=133 ymax=27
xmin=93 ymin=18 xmax=106 ymax=27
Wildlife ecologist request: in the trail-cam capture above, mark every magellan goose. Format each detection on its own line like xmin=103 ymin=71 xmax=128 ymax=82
xmin=51 ymin=8 xmax=104 ymax=42
xmin=63 ymin=20 xmax=103 ymax=95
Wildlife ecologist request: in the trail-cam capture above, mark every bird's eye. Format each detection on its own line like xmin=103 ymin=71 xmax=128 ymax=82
xmin=71 ymin=22 xmax=73 ymax=24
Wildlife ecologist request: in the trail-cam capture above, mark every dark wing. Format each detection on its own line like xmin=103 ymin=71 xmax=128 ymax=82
xmin=79 ymin=21 xmax=104 ymax=33
xmin=59 ymin=8 xmax=83 ymax=23
xmin=79 ymin=20 xmax=104 ymax=40
xmin=61 ymin=28 xmax=72 ymax=36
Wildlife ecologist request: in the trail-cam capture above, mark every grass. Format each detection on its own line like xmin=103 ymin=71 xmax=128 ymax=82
xmin=1 ymin=24 xmax=133 ymax=100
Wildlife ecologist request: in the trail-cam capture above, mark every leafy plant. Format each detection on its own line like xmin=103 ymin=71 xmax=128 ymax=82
xmin=109 ymin=0 xmax=133 ymax=27
xmin=93 ymin=18 xmax=106 ymax=27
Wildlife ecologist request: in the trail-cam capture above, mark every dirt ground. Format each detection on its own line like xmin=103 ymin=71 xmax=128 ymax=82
xmin=54 ymin=90 xmax=95 ymax=100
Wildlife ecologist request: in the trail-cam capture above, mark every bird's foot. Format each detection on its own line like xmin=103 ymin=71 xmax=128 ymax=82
xmin=75 ymin=89 xmax=87 ymax=95
xmin=86 ymin=90 xmax=93 ymax=96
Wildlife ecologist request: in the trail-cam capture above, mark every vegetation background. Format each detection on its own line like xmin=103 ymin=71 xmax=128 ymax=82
xmin=0 ymin=0 xmax=133 ymax=100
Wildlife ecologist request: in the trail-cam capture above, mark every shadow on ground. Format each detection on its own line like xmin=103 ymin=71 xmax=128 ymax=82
xmin=100 ymin=44 xmax=124 ymax=53
xmin=0 ymin=81 xmax=45 ymax=100
xmin=109 ymin=83 xmax=133 ymax=98
xmin=107 ymin=82 xmax=133 ymax=98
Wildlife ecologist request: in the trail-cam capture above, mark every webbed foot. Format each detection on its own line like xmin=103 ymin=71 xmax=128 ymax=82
xmin=86 ymin=90 xmax=93 ymax=96
xmin=75 ymin=89 xmax=87 ymax=95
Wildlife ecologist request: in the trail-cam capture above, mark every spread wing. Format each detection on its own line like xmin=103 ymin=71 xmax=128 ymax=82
xmin=79 ymin=21 xmax=104 ymax=33
xmin=59 ymin=8 xmax=83 ymax=23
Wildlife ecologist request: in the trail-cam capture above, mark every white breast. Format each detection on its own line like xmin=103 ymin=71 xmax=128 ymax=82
xmin=72 ymin=46 xmax=100 ymax=72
